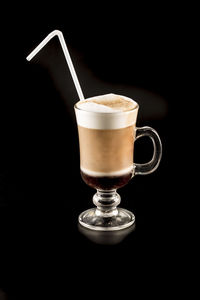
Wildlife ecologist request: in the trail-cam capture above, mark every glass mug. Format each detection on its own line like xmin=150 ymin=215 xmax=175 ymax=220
xmin=74 ymin=94 xmax=162 ymax=231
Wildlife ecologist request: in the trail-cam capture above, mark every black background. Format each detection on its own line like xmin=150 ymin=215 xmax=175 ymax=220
xmin=0 ymin=4 xmax=189 ymax=299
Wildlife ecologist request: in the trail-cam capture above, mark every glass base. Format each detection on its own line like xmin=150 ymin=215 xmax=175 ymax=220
xmin=78 ymin=223 xmax=135 ymax=244
xmin=79 ymin=207 xmax=135 ymax=231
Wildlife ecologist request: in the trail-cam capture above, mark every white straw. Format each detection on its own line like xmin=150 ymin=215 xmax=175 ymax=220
xmin=26 ymin=30 xmax=85 ymax=101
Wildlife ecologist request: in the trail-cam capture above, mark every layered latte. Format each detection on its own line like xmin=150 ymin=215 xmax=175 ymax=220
xmin=75 ymin=94 xmax=138 ymax=190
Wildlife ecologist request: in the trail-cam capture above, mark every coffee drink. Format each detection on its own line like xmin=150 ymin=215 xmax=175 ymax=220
xmin=75 ymin=94 xmax=138 ymax=190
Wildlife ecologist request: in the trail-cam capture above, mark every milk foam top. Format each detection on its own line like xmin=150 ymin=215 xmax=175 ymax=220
xmin=75 ymin=94 xmax=138 ymax=129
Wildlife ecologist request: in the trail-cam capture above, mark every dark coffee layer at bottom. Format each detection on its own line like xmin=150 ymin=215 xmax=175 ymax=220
xmin=81 ymin=170 xmax=132 ymax=190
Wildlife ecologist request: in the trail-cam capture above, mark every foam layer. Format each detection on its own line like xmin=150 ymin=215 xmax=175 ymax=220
xmin=78 ymin=102 xmax=119 ymax=113
xmin=76 ymin=93 xmax=137 ymax=112
xmin=75 ymin=94 xmax=138 ymax=129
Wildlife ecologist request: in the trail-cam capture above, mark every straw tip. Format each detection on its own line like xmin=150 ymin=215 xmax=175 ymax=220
xmin=52 ymin=29 xmax=63 ymax=35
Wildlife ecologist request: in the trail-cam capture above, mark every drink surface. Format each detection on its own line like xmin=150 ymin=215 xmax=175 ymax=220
xmin=76 ymin=93 xmax=138 ymax=113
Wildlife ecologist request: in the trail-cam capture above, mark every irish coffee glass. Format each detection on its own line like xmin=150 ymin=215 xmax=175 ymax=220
xmin=75 ymin=98 xmax=162 ymax=231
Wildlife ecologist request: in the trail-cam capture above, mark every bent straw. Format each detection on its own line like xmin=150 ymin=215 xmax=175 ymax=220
xmin=26 ymin=30 xmax=84 ymax=101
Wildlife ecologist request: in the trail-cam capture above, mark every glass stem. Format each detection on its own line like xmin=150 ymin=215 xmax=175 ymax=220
xmin=93 ymin=190 xmax=121 ymax=217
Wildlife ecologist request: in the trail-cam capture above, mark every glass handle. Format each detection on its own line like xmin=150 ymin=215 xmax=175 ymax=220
xmin=133 ymin=126 xmax=162 ymax=176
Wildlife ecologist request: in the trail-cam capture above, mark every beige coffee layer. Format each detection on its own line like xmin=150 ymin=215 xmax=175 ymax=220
xmin=78 ymin=125 xmax=135 ymax=176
